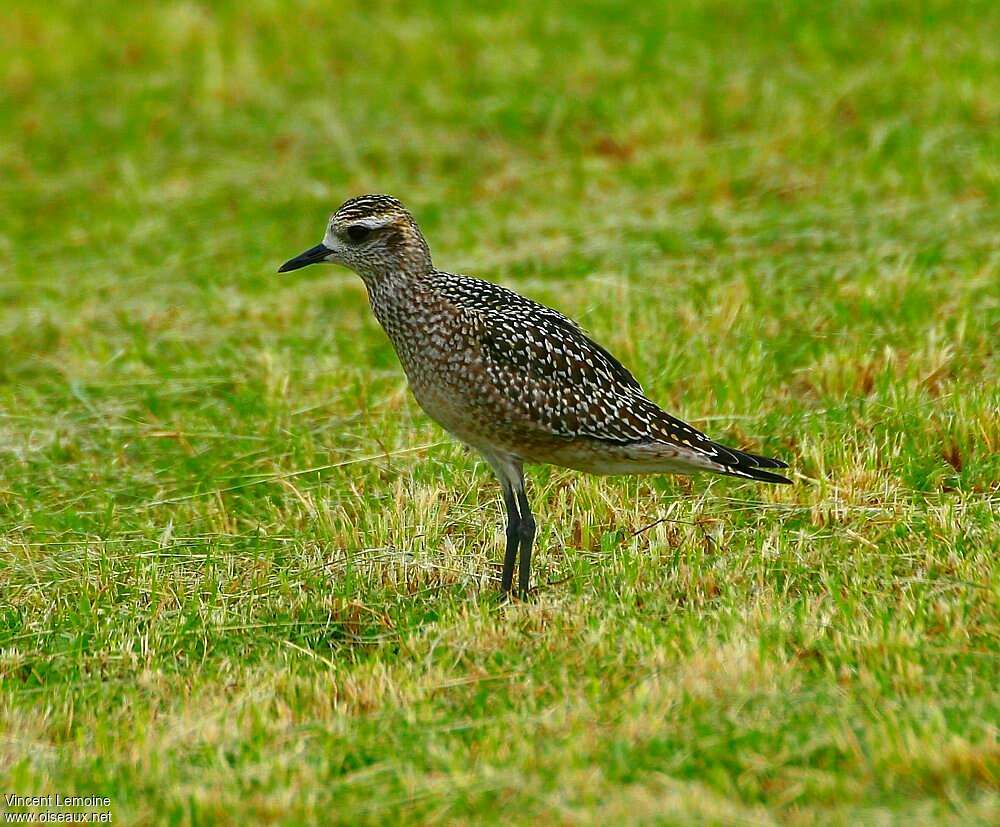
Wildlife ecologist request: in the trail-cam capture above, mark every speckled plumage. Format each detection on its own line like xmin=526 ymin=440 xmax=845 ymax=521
xmin=280 ymin=194 xmax=791 ymax=597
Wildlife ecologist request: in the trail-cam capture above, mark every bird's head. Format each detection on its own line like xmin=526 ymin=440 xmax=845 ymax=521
xmin=278 ymin=194 xmax=432 ymax=283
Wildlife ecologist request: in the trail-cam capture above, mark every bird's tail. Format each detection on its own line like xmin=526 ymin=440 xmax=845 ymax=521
xmin=708 ymin=445 xmax=792 ymax=484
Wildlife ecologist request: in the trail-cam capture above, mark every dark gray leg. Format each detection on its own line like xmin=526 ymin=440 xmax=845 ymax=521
xmin=484 ymin=452 xmax=531 ymax=600
xmin=516 ymin=488 xmax=535 ymax=598
xmin=500 ymin=481 xmax=520 ymax=596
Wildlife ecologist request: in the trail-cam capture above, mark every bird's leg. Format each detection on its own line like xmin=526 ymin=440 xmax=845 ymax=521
xmin=500 ymin=481 xmax=520 ymax=597
xmin=515 ymin=487 xmax=535 ymax=599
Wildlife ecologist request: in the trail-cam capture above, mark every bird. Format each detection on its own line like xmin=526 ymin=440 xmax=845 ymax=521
xmin=279 ymin=194 xmax=791 ymax=599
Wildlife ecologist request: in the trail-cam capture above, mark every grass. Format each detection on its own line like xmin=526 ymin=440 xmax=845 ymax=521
xmin=1 ymin=0 xmax=998 ymax=823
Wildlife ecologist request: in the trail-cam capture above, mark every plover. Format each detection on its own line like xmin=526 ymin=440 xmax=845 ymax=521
xmin=279 ymin=195 xmax=790 ymax=598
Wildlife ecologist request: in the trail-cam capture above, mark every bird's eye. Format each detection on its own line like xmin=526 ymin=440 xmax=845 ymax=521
xmin=346 ymin=225 xmax=371 ymax=243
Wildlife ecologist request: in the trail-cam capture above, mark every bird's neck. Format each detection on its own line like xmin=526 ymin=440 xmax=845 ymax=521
xmin=364 ymin=268 xmax=445 ymax=354
xmin=365 ymin=266 xmax=432 ymax=306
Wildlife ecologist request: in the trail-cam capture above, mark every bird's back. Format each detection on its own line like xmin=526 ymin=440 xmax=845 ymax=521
xmin=428 ymin=271 xmax=644 ymax=391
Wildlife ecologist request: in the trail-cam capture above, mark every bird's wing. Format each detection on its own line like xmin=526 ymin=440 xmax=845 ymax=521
xmin=474 ymin=308 xmax=790 ymax=480
xmin=432 ymin=271 xmax=643 ymax=393
xmin=475 ymin=310 xmax=667 ymax=444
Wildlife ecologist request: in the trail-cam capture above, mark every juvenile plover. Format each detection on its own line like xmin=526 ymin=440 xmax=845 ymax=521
xmin=280 ymin=195 xmax=790 ymax=598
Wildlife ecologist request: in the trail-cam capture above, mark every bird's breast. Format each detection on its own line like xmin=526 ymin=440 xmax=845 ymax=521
xmin=368 ymin=290 xmax=485 ymax=430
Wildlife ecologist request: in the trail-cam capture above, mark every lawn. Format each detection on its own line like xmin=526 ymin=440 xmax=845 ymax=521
xmin=1 ymin=0 xmax=998 ymax=824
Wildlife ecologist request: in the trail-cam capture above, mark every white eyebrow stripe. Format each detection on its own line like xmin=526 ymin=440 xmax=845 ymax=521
xmin=340 ymin=216 xmax=394 ymax=231
xmin=338 ymin=209 xmax=396 ymax=224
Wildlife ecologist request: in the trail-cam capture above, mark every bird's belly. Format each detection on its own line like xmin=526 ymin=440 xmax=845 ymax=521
xmin=408 ymin=376 xmax=559 ymax=457
xmin=410 ymin=382 xmax=482 ymax=444
xmin=520 ymin=440 xmax=702 ymax=477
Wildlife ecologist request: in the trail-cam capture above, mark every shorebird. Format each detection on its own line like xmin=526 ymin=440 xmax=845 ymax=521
xmin=279 ymin=195 xmax=790 ymax=598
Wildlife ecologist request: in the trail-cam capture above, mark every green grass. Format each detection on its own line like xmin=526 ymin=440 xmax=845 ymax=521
xmin=1 ymin=0 xmax=998 ymax=823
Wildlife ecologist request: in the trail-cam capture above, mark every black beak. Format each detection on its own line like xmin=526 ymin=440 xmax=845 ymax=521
xmin=278 ymin=243 xmax=334 ymax=273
